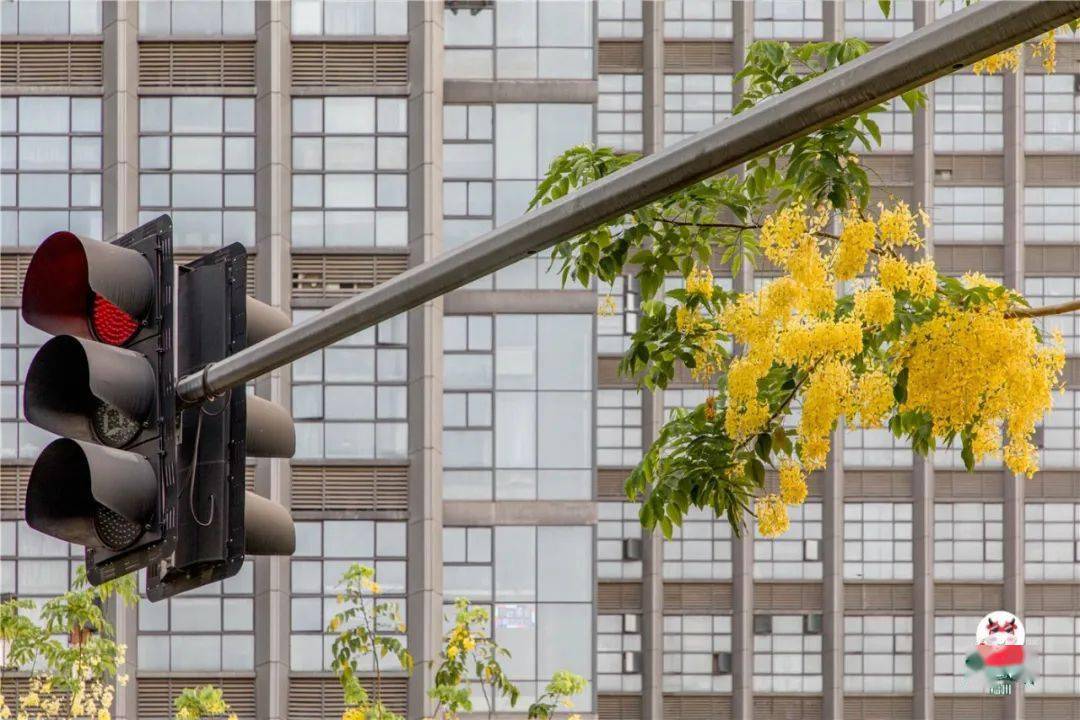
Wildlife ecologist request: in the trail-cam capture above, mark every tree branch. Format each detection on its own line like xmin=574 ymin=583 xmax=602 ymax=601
xmin=659 ymin=216 xmax=841 ymax=240
xmin=1006 ymin=298 xmax=1080 ymax=319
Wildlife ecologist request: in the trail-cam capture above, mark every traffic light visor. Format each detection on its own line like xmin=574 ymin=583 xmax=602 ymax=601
xmin=24 ymin=336 xmax=156 ymax=447
xmin=26 ymin=438 xmax=158 ymax=551
xmin=22 ymin=231 xmax=154 ymax=344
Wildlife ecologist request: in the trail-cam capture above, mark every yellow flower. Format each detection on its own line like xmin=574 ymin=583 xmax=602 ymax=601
xmin=876 ymin=201 xmax=923 ymax=248
xmin=597 ymin=294 xmax=618 ymax=317
xmin=973 ymin=46 xmax=1022 ymax=75
xmin=328 ymin=616 xmax=342 ymax=632
xmin=778 ymin=459 xmax=808 ymax=505
xmin=798 ymin=359 xmax=854 ymax=470
xmin=854 ymin=284 xmax=895 ymax=327
xmin=907 ymin=259 xmax=938 ymax=300
xmin=97 ymin=708 xmax=111 ymax=720
xmin=898 ymin=304 xmax=1063 ymax=478
xmin=833 ymin=212 xmax=876 ymax=280
xmin=447 ymin=645 xmax=459 ymax=659
xmin=685 ymin=264 xmax=715 ymax=299
xmin=342 ymin=708 xmax=367 ymax=720
xmin=1031 ymin=29 xmax=1056 ymax=73
xmin=756 ymin=494 xmax=790 ymax=537
xmin=856 ymin=369 xmax=894 ymax=429
xmin=675 ymin=305 xmax=699 ymax=334
xmin=19 ymin=694 xmax=38 ymax=709
xmin=1004 ymin=439 xmax=1039 ymax=478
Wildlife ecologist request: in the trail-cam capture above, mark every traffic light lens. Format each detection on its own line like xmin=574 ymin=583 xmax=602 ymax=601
xmin=90 ymin=293 xmax=140 ymax=346
xmin=91 ymin=400 xmax=142 ymax=448
xmin=92 ymin=504 xmax=145 ymax=550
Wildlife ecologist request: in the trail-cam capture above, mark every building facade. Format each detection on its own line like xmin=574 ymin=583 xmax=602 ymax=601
xmin=1 ymin=1 xmax=1079 ymax=719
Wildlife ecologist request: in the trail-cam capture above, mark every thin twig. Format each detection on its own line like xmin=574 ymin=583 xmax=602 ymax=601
xmin=659 ymin=216 xmax=841 ymax=240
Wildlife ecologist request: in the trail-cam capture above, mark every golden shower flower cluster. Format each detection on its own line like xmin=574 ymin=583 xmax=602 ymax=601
xmin=653 ymin=198 xmax=1063 ymax=539
xmin=898 ymin=296 xmax=1064 ymax=477
xmin=975 ymin=28 xmax=1064 ymax=76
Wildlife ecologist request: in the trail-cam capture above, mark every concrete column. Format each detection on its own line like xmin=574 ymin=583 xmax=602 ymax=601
xmin=102 ymin=0 xmax=138 ymax=241
xmin=910 ymin=5 xmax=936 ymax=719
xmin=101 ymin=5 xmax=139 ymax=717
xmin=640 ymin=382 xmax=665 ymax=720
xmin=406 ymin=3 xmax=444 ymax=717
xmin=820 ymin=6 xmax=846 ymax=719
xmin=641 ymin=1 xmax=664 ymax=155
xmin=253 ymin=3 xmax=292 ymax=718
xmin=730 ymin=5 xmax=754 ymax=717
xmin=639 ymin=7 xmax=666 ymax=717
xmin=1002 ymin=51 xmax=1026 ymax=720
xmin=822 ymin=424 xmax=845 ymax=720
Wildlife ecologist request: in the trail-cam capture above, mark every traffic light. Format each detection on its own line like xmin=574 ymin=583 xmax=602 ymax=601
xmin=21 ymin=216 xmax=176 ymax=583
xmin=21 ymin=217 xmax=297 ymax=599
xmin=146 ymin=242 xmax=296 ymax=600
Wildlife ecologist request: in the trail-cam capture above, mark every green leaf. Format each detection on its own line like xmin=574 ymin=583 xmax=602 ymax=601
xmin=755 ymin=432 xmax=773 ymax=462
xmin=748 ymin=458 xmax=765 ymax=486
xmin=961 ymin=434 xmax=975 ymax=472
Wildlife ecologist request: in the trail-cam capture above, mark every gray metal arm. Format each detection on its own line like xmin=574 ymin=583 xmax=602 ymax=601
xmin=177 ymin=0 xmax=1080 ymax=404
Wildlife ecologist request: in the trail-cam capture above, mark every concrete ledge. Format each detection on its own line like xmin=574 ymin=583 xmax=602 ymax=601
xmin=443 ymin=79 xmax=597 ymax=104
xmin=445 ymin=289 xmax=597 ymax=314
xmin=443 ymin=500 xmax=597 ymax=525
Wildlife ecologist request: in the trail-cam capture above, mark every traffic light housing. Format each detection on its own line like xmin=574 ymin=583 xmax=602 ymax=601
xmin=22 ymin=217 xmax=176 ymax=583
xmin=146 ymin=242 xmax=296 ymax=600
xmin=21 ymin=218 xmax=296 ymax=598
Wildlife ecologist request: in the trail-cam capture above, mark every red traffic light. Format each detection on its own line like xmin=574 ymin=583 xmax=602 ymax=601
xmin=22 ymin=230 xmax=153 ymax=345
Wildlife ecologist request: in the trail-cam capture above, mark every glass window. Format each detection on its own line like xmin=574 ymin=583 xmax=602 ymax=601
xmin=6 ymin=0 xmax=102 ymax=34
xmin=444 ymin=1 xmax=593 ymax=81
xmin=663 ymin=507 xmax=733 ymax=581
xmin=289 ymin=520 xmax=407 ymax=672
xmin=138 ymin=97 xmax=255 ymax=248
xmin=843 ymin=0 xmax=913 ymax=40
xmin=290 ymin=0 xmax=407 ymax=36
xmin=1024 ymin=73 xmax=1080 ymax=152
xmin=290 ymin=97 xmax=407 ymax=248
xmin=1039 ymin=389 xmax=1080 ymax=469
xmin=1 ymin=97 xmax=103 ymax=248
xmin=754 ymin=614 xmax=822 ymax=692
xmin=1025 ymin=616 xmax=1080 ymax=694
xmin=442 ymin=314 xmax=593 ymax=501
xmin=443 ymin=525 xmax=593 ymax=712
xmin=138 ymin=0 xmax=255 ymax=35
xmin=844 ymin=615 xmax=913 ymax=693
xmin=599 ymin=0 xmax=643 ymax=39
xmin=664 ymin=0 xmax=733 ymax=39
xmin=663 ymin=615 xmax=732 ymax=692
xmin=663 ymin=74 xmax=733 ymax=148
xmin=754 ymin=502 xmax=822 ymax=580
xmin=136 ymin=562 xmax=255 ymax=672
xmin=597 ymin=613 xmax=642 ymax=692
xmin=1024 ymin=186 xmax=1080 ymax=243
xmin=933 ymin=503 xmax=1003 ymax=580
xmin=596 ymin=389 xmax=643 ymax=467
xmin=597 ymin=502 xmax=643 ymax=580
xmin=843 ymin=503 xmax=913 ymax=580
xmin=1024 ymin=504 xmax=1080 ymax=582
xmin=934 ymin=74 xmax=1004 ymax=152
xmin=753 ymin=0 xmax=823 ymax=39
xmin=291 ymin=310 xmax=408 ymax=460
xmin=1024 ymin=277 xmax=1080 ymax=354
xmin=844 ymin=425 xmax=914 ymax=467
xmin=598 ymin=74 xmax=644 ymax=154
xmin=0 ymin=308 xmax=53 ymax=460
xmin=934 ymin=615 xmax=983 ymax=692
xmin=932 ymin=186 xmax=1004 ymax=243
